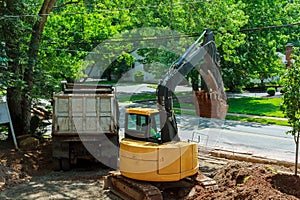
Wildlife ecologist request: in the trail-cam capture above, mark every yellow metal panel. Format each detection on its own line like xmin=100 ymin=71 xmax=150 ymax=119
xmin=126 ymin=107 xmax=159 ymax=116
xmin=120 ymin=139 xmax=158 ymax=161
xmin=180 ymin=144 xmax=193 ymax=172
xmin=158 ymin=144 xmax=180 ymax=175
xmin=180 ymin=143 xmax=197 ymax=171
xmin=119 ymin=139 xmax=199 ymax=182
xmin=192 ymin=143 xmax=199 ymax=169
xmin=120 ymin=156 xmax=157 ymax=174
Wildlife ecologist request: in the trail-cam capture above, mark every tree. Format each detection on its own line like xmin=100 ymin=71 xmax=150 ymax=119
xmin=132 ymin=0 xmax=248 ymax=90
xmin=22 ymin=0 xmax=57 ymax=134
xmin=236 ymin=1 xmax=300 ymax=91
xmin=138 ymin=48 xmax=178 ymax=80
xmin=102 ymin=52 xmax=135 ymax=81
xmin=0 ymin=0 xmax=78 ymax=135
xmin=281 ymin=49 xmax=300 ymax=176
xmin=1 ymin=0 xmax=34 ymax=135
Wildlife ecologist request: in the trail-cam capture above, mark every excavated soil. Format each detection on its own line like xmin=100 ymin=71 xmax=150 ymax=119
xmin=1 ymin=139 xmax=300 ymax=199
xmin=188 ymin=162 xmax=300 ymax=200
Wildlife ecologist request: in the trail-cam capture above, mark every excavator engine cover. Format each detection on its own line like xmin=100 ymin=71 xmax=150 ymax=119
xmin=119 ymin=138 xmax=198 ymax=182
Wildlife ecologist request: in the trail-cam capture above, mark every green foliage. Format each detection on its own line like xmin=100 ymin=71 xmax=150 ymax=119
xmin=186 ymin=68 xmax=200 ymax=88
xmin=138 ymin=48 xmax=177 ymax=79
xmin=3 ymin=0 xmax=300 ymax=97
xmin=0 ymin=42 xmax=7 ymax=67
xmin=0 ymin=0 xmax=30 ymax=91
xmin=281 ymin=49 xmax=300 ymax=175
xmin=134 ymin=71 xmax=144 ymax=82
xmin=267 ymin=87 xmax=276 ymax=96
xmin=223 ymin=0 xmax=299 ymax=90
xmin=38 ymin=0 xmax=251 ymax=93
xmin=281 ymin=53 xmax=300 ymax=132
xmin=102 ymin=52 xmax=135 ymax=81
xmin=280 ymin=87 xmax=287 ymax=94
xmin=282 ymin=62 xmax=300 ymax=125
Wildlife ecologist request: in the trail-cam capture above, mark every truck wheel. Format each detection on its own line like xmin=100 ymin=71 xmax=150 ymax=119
xmin=53 ymin=158 xmax=62 ymax=171
xmin=61 ymin=158 xmax=71 ymax=171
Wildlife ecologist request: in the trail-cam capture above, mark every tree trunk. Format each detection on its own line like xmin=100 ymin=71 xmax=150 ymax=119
xmin=295 ymin=131 xmax=299 ymax=176
xmin=7 ymin=87 xmax=23 ymax=135
xmin=22 ymin=0 xmax=57 ymax=134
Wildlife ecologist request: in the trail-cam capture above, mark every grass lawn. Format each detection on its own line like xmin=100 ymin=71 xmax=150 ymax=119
xmin=228 ymin=97 xmax=284 ymax=118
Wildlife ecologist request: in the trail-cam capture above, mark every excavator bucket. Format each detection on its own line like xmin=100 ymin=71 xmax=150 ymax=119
xmin=193 ymin=29 xmax=228 ymax=119
xmin=194 ymin=90 xmax=228 ymax=119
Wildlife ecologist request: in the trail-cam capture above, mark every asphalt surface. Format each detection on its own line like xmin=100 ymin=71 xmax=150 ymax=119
xmin=177 ymin=116 xmax=294 ymax=163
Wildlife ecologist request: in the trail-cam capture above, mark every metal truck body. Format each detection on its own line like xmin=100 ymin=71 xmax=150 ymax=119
xmin=52 ymin=84 xmax=119 ymax=170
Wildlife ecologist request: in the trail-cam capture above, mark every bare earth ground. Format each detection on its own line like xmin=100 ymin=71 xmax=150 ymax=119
xmin=0 ymin=139 xmax=300 ymax=200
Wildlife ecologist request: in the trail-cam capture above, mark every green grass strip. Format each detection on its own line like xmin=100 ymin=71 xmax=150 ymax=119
xmin=228 ymin=97 xmax=284 ymax=118
xmin=225 ymin=115 xmax=289 ymax=126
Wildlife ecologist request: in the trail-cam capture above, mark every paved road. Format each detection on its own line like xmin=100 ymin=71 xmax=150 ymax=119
xmin=116 ymin=83 xmax=190 ymax=95
xmin=116 ymin=83 xmax=282 ymax=97
xmin=177 ymin=116 xmax=295 ymax=163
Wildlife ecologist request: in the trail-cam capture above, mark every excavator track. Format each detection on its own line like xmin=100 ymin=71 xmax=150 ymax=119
xmin=104 ymin=171 xmax=163 ymax=200
xmin=104 ymin=171 xmax=218 ymax=200
xmin=192 ymin=171 xmax=218 ymax=191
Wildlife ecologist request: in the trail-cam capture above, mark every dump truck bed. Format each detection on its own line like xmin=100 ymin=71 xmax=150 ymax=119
xmin=52 ymin=83 xmax=119 ymax=170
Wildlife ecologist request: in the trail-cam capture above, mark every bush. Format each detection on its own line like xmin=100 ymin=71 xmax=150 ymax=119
xmin=267 ymin=87 xmax=276 ymax=96
xmin=134 ymin=71 xmax=144 ymax=82
xmin=280 ymin=87 xmax=287 ymax=94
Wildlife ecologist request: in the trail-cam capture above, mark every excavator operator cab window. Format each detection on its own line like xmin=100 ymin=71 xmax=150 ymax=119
xmin=125 ymin=113 xmax=161 ymax=143
xmin=150 ymin=113 xmax=161 ymax=142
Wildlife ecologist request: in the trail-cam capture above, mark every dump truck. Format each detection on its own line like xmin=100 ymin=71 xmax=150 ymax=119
xmin=52 ymin=82 xmax=119 ymax=170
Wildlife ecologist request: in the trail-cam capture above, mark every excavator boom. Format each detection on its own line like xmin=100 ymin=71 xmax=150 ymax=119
xmin=157 ymin=28 xmax=227 ymax=143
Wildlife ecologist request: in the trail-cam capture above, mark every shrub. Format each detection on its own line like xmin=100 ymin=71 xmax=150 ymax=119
xmin=267 ymin=87 xmax=276 ymax=96
xmin=280 ymin=87 xmax=287 ymax=94
xmin=134 ymin=71 xmax=144 ymax=82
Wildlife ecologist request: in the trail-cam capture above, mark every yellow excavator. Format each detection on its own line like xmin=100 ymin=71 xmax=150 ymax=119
xmin=104 ymin=29 xmax=228 ymax=199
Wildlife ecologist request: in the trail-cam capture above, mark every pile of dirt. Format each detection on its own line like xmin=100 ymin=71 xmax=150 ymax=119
xmin=0 ymin=138 xmax=54 ymax=191
xmin=189 ymin=162 xmax=300 ymax=200
xmin=0 ymin=163 xmax=30 ymax=191
xmin=0 ymin=139 xmax=53 ymax=177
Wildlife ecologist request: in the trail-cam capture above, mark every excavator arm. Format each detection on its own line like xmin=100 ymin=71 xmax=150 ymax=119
xmin=157 ymin=28 xmax=227 ymax=143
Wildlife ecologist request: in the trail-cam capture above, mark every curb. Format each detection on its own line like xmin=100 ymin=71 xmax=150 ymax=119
xmin=207 ymin=148 xmax=295 ymax=168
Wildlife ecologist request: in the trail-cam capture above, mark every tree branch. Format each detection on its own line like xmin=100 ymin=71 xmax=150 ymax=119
xmin=240 ymin=22 xmax=300 ymax=32
xmin=54 ymin=0 xmax=82 ymax=9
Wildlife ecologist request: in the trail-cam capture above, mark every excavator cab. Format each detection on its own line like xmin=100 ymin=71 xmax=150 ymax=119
xmin=125 ymin=108 xmax=162 ymax=143
xmin=120 ymin=108 xmax=198 ymax=182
